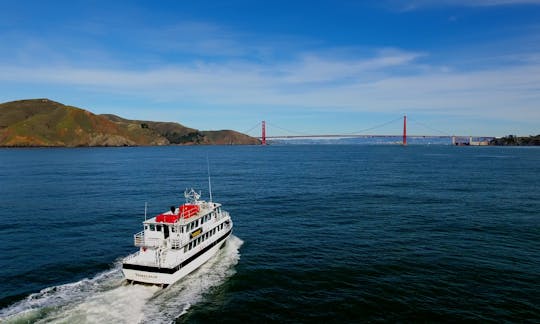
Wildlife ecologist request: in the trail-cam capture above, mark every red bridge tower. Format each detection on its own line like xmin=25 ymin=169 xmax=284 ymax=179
xmin=403 ymin=115 xmax=407 ymax=146
xmin=261 ymin=120 xmax=266 ymax=145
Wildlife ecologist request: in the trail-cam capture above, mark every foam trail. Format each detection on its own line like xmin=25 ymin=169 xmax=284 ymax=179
xmin=0 ymin=235 xmax=243 ymax=323
xmin=0 ymin=265 xmax=124 ymax=323
xmin=142 ymin=235 xmax=244 ymax=323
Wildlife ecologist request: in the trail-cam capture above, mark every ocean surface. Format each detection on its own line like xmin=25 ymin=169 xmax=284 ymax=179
xmin=0 ymin=145 xmax=539 ymax=323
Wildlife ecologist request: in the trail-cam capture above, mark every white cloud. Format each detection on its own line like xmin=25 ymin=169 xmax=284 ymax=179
xmin=2 ymin=49 xmax=539 ymax=124
xmin=1 ymin=17 xmax=539 ymax=135
xmin=392 ymin=0 xmax=540 ymax=10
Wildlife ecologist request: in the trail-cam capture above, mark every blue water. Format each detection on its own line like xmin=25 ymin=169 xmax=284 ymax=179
xmin=0 ymin=145 xmax=539 ymax=322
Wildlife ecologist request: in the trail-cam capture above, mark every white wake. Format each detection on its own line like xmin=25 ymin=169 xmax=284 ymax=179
xmin=0 ymin=235 xmax=243 ymax=324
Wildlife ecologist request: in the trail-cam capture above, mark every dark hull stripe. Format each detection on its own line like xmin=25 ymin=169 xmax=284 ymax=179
xmin=123 ymin=229 xmax=232 ymax=274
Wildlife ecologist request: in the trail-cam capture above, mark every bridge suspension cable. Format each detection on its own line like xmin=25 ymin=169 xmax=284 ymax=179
xmin=407 ymin=117 xmax=452 ymax=136
xmin=242 ymin=122 xmax=262 ymax=136
xmin=265 ymin=121 xmax=313 ymax=137
xmin=346 ymin=116 xmax=403 ymax=135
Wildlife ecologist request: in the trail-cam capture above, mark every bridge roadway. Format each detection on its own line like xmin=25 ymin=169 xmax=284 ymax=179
xmin=259 ymin=134 xmax=494 ymax=139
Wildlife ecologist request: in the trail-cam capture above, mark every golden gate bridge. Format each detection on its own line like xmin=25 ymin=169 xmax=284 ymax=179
xmin=244 ymin=116 xmax=495 ymax=145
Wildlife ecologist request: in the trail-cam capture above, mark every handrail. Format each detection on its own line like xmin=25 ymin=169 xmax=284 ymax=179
xmin=133 ymin=231 xmax=161 ymax=247
xmin=123 ymin=250 xmax=140 ymax=261
xmin=170 ymin=238 xmax=183 ymax=249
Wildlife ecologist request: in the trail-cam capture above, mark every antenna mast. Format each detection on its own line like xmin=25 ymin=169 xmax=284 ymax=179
xmin=144 ymin=202 xmax=147 ymax=221
xmin=207 ymin=156 xmax=213 ymax=202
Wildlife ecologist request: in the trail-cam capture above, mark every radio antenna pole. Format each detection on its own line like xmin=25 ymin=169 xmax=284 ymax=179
xmin=207 ymin=155 xmax=213 ymax=202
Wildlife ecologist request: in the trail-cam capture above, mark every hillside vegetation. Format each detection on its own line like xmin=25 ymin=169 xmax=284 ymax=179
xmin=0 ymin=99 xmax=259 ymax=147
xmin=489 ymin=135 xmax=540 ymax=146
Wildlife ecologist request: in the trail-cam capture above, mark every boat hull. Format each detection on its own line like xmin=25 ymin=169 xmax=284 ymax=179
xmin=122 ymin=230 xmax=231 ymax=285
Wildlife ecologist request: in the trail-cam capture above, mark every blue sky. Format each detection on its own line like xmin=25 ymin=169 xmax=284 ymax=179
xmin=1 ymin=0 xmax=539 ymax=136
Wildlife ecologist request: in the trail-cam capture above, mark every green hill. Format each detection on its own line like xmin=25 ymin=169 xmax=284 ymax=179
xmin=0 ymin=99 xmax=260 ymax=146
xmin=489 ymin=134 xmax=540 ymax=146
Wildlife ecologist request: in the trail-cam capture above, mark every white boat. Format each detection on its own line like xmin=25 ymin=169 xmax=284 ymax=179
xmin=122 ymin=189 xmax=233 ymax=287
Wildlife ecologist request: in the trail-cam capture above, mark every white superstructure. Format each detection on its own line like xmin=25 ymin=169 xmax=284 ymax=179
xmin=122 ymin=189 xmax=233 ymax=286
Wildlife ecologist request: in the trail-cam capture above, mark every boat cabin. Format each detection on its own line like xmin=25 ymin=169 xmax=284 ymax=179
xmin=135 ymin=202 xmax=224 ymax=249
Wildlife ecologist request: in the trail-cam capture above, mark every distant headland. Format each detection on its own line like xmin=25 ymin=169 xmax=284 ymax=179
xmin=489 ymin=135 xmax=540 ymax=146
xmin=0 ymin=99 xmax=260 ymax=147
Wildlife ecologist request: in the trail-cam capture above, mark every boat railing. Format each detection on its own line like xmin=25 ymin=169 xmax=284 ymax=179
xmin=123 ymin=251 xmax=140 ymax=261
xmin=170 ymin=238 xmax=182 ymax=249
xmin=134 ymin=231 xmax=161 ymax=247
xmin=220 ymin=211 xmax=229 ymax=219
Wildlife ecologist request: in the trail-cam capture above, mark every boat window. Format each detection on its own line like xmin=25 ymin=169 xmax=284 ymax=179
xmin=144 ymin=225 xmax=148 ymax=230
xmin=195 ymin=220 xmax=199 ymax=227
xmin=149 ymin=224 xmax=155 ymax=231
xmin=184 ymin=246 xmax=187 ymax=252
xmin=171 ymin=226 xmax=176 ymax=233
xmin=163 ymin=225 xmax=169 ymax=238
xmin=156 ymin=225 xmax=162 ymax=232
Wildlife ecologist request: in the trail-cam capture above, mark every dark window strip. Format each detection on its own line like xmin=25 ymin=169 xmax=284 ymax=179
xmin=123 ymin=229 xmax=232 ymax=274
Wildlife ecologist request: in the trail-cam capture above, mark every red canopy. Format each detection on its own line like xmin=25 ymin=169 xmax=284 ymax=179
xmin=155 ymin=204 xmax=200 ymax=223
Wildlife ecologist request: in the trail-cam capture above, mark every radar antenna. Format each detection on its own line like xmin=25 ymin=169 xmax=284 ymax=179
xmin=184 ymin=188 xmax=201 ymax=204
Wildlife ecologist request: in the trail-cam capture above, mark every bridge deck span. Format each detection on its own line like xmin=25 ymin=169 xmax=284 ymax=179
xmin=260 ymin=135 xmax=494 ymax=139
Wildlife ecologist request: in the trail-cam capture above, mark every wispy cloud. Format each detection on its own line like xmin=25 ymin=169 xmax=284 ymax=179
xmin=2 ymin=48 xmax=539 ymax=124
xmin=1 ymin=14 xmax=539 ymax=135
xmin=391 ymin=0 xmax=540 ymax=10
